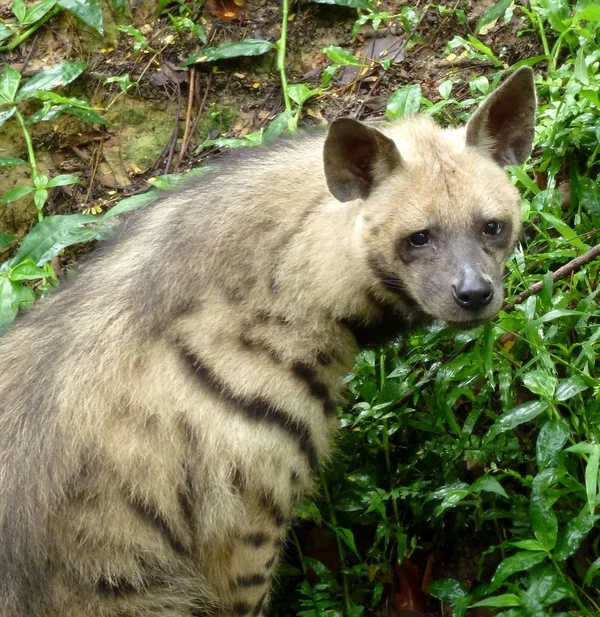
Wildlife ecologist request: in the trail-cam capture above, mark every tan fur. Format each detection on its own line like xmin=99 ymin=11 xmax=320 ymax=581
xmin=0 ymin=69 xmax=536 ymax=616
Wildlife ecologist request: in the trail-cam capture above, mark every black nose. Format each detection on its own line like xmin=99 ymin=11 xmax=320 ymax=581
xmin=452 ymin=270 xmax=493 ymax=310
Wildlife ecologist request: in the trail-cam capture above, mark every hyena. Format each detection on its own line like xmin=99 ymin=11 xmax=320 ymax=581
xmin=0 ymin=67 xmax=536 ymax=616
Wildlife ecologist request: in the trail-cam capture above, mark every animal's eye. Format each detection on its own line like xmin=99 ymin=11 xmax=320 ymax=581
xmin=483 ymin=220 xmax=502 ymax=235
xmin=408 ymin=231 xmax=430 ymax=247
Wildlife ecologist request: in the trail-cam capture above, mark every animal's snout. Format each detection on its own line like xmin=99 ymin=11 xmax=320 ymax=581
xmin=452 ymin=269 xmax=493 ymax=310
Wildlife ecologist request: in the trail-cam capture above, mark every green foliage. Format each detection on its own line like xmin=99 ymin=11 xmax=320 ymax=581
xmin=182 ymin=39 xmax=276 ymax=66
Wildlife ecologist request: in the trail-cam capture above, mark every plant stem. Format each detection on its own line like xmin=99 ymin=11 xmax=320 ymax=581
xmin=277 ymin=0 xmax=292 ymax=113
xmin=15 ymin=109 xmax=43 ymax=221
xmin=0 ymin=5 xmax=62 ymax=52
xmin=320 ymin=474 xmax=352 ymax=615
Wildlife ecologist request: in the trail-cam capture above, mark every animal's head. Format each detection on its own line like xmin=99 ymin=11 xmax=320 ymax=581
xmin=323 ymin=67 xmax=537 ymax=329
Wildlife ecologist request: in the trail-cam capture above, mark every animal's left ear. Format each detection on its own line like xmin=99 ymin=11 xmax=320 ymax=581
xmin=466 ymin=66 xmax=537 ymax=167
xmin=323 ymin=118 xmax=402 ymax=203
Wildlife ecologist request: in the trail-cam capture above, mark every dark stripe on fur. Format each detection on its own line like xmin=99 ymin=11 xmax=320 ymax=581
xmin=179 ymin=346 xmax=318 ymax=470
xmin=259 ymin=493 xmax=286 ymax=527
xmin=233 ymin=601 xmax=253 ymax=615
xmin=253 ymin=593 xmax=268 ymax=616
xmin=127 ymin=494 xmax=188 ymax=556
xmin=291 ymin=361 xmax=336 ymax=416
xmin=244 ymin=533 xmax=268 ymax=547
xmin=233 ymin=573 xmax=268 ymax=588
xmin=178 ymin=465 xmax=195 ymax=541
xmin=264 ymin=556 xmax=276 ymax=569
xmin=97 ymin=576 xmax=136 ymax=597
xmin=367 ymin=253 xmax=415 ymax=304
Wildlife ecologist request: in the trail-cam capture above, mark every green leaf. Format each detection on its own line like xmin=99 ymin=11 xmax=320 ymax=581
xmin=28 ymin=103 xmax=107 ymax=125
xmin=102 ymin=192 xmax=157 ymax=219
xmin=16 ymin=62 xmax=88 ymax=101
xmin=0 ymin=276 xmax=19 ymax=329
xmin=46 ymin=173 xmax=81 ymax=188
xmin=536 ymin=418 xmax=570 ymax=470
xmin=311 ymin=0 xmax=375 ymax=10
xmin=263 ymin=111 xmax=294 ymax=143
xmin=583 ymin=556 xmax=600 ymax=586
xmin=0 ymin=65 xmax=21 ymax=103
xmin=182 ymin=40 xmax=275 ymax=66
xmin=530 ymin=469 xmax=559 ymax=551
xmin=0 ymin=156 xmax=25 ymax=168
xmin=470 ymin=475 xmax=509 ymax=499
xmin=386 ymin=84 xmax=422 ymax=120
xmin=34 ymin=189 xmax=48 ymax=212
xmin=484 ymin=400 xmax=548 ymax=443
xmin=0 ymin=106 xmax=17 ymax=128
xmin=0 ymin=185 xmax=35 ymax=204
xmin=321 ymin=45 xmax=364 ymax=66
xmin=57 ymin=0 xmax=103 ymax=34
xmin=0 ymin=233 xmax=17 ymax=249
xmin=577 ymin=178 xmax=600 ymax=217
xmin=10 ymin=260 xmax=49 ymax=281
xmin=522 ymin=370 xmax=557 ymax=400
xmin=475 ymin=0 xmax=513 ymax=34
xmin=553 ymin=507 xmax=595 ymax=561
xmin=555 ymin=375 xmax=589 ymax=401
xmin=23 ymin=0 xmax=57 ymax=24
xmin=334 ymin=527 xmax=360 ymax=557
xmin=585 ymin=444 xmax=600 ymax=517
xmin=491 ymin=551 xmax=547 ymax=589
xmin=11 ymin=0 xmax=26 ymax=22
xmin=577 ymin=4 xmax=600 ymax=21
xmin=10 ymin=214 xmax=103 ymax=267
xmin=428 ymin=578 xmax=469 ymax=602
xmin=288 ymin=84 xmax=319 ymax=107
xmin=0 ymin=23 xmax=13 ymax=44
xmin=511 ymin=539 xmax=545 ymax=551
xmin=537 ymin=211 xmax=588 ymax=252
xmin=470 ymin=594 xmax=520 ymax=608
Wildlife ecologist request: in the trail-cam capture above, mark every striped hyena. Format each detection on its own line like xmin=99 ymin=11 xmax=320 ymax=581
xmin=0 ymin=67 xmax=536 ymax=616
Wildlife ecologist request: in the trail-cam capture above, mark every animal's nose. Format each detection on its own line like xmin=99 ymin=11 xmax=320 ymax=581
xmin=452 ymin=270 xmax=493 ymax=310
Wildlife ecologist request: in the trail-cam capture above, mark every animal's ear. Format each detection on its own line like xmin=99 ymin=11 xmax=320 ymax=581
xmin=466 ymin=66 xmax=537 ymax=167
xmin=323 ymin=118 xmax=402 ymax=202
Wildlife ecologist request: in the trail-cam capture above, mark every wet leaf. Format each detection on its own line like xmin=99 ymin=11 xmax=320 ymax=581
xmin=0 ymin=277 xmax=19 ymax=329
xmin=0 ymin=107 xmax=17 ymax=128
xmin=536 ymin=418 xmax=569 ymax=470
xmin=182 ymin=40 xmax=275 ymax=66
xmin=0 ymin=65 xmax=21 ymax=103
xmin=555 ymin=375 xmax=589 ymax=401
xmin=585 ymin=444 xmax=600 ymax=517
xmin=23 ymin=0 xmax=57 ymax=24
xmin=0 ymin=156 xmax=25 ymax=168
xmin=553 ymin=507 xmax=595 ymax=560
xmin=583 ymin=556 xmax=600 ymax=586
xmin=491 ymin=551 xmax=547 ymax=589
xmin=484 ymin=400 xmax=548 ymax=443
xmin=16 ymin=62 xmax=88 ymax=101
xmin=386 ymin=84 xmax=422 ymax=120
xmin=530 ymin=469 xmax=559 ymax=551
xmin=428 ymin=578 xmax=469 ymax=602
xmin=10 ymin=214 xmax=104 ymax=267
xmin=57 ymin=0 xmax=103 ymax=33
xmin=522 ymin=370 xmax=557 ymax=399
xmin=470 ymin=475 xmax=509 ymax=499
xmin=0 ymin=185 xmax=35 ymax=204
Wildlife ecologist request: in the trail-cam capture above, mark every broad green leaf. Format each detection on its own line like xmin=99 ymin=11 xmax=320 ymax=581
xmin=509 ymin=166 xmax=540 ymax=194
xmin=57 ymin=0 xmax=103 ymax=33
xmin=475 ymin=0 xmax=513 ymax=34
xmin=585 ymin=444 xmax=600 ymax=517
xmin=23 ymin=0 xmax=57 ymax=24
xmin=577 ymin=178 xmax=600 ymax=217
xmin=553 ymin=507 xmax=595 ymax=560
xmin=491 ymin=551 xmax=547 ymax=589
xmin=0 ymin=23 xmax=13 ymax=44
xmin=0 ymin=107 xmax=17 ymax=128
xmin=28 ymin=103 xmax=107 ymax=125
xmin=537 ymin=211 xmax=588 ymax=252
xmin=386 ymin=84 xmax=422 ymax=120
xmin=438 ymin=79 xmax=453 ymax=99
xmin=428 ymin=578 xmax=469 ymax=602
xmin=555 ymin=375 xmax=589 ymax=401
xmin=10 ymin=214 xmax=103 ymax=267
xmin=530 ymin=469 xmax=559 ymax=551
xmin=16 ymin=62 xmax=88 ymax=101
xmin=287 ymin=84 xmax=319 ymax=107
xmin=322 ymin=45 xmax=364 ymax=66
xmin=470 ymin=475 xmax=509 ymax=499
xmin=470 ymin=594 xmax=520 ymax=608
xmin=577 ymin=4 xmax=600 ymax=21
xmin=0 ymin=65 xmax=21 ymax=103
xmin=518 ymin=589 xmax=547 ymax=617
xmin=102 ymin=192 xmax=157 ymax=219
xmin=34 ymin=189 xmax=48 ymax=212
xmin=0 ymin=156 xmax=25 ymax=167
xmin=182 ymin=40 xmax=275 ymax=66
xmin=0 ymin=233 xmax=17 ymax=249
xmin=10 ymin=260 xmax=49 ymax=280
xmin=484 ymin=400 xmax=548 ymax=443
xmin=263 ymin=111 xmax=294 ymax=143
xmin=536 ymin=418 xmax=570 ymax=470
xmin=0 ymin=185 xmax=34 ymax=204
xmin=46 ymin=174 xmax=81 ymax=188
xmin=0 ymin=276 xmax=19 ymax=329
xmin=522 ymin=370 xmax=557 ymax=399
xmin=583 ymin=556 xmax=600 ymax=586
xmin=312 ymin=0 xmax=375 ymax=10
xmin=511 ymin=539 xmax=545 ymax=551
xmin=11 ymin=0 xmax=26 ymax=22
xmin=334 ymin=527 xmax=359 ymax=557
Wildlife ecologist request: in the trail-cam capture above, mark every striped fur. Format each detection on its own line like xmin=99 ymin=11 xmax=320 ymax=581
xmin=0 ymin=69 xmax=535 ymax=616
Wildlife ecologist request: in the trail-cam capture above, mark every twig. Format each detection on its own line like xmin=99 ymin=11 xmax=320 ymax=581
xmin=164 ymin=83 xmax=183 ymax=175
xmin=277 ymin=0 xmax=292 ymax=113
xmin=189 ymin=72 xmax=212 ymax=153
xmin=504 ymin=243 xmax=600 ymax=311
xmin=177 ymin=67 xmax=196 ymax=170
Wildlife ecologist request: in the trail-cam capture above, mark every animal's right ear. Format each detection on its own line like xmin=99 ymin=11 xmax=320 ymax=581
xmin=466 ymin=66 xmax=537 ymax=167
xmin=323 ymin=118 xmax=402 ymax=203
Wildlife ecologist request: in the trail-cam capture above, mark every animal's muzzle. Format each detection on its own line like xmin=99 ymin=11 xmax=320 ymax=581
xmin=451 ymin=269 xmax=494 ymax=310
